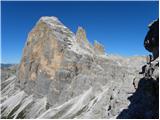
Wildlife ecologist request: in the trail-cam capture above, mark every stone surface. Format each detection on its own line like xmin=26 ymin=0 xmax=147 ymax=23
xmin=94 ymin=40 xmax=105 ymax=55
xmin=75 ymin=26 xmax=94 ymax=54
xmin=1 ymin=16 xmax=158 ymax=119
xmin=117 ymin=58 xmax=159 ymax=119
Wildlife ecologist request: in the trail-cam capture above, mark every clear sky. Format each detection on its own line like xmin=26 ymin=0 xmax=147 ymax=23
xmin=1 ymin=1 xmax=159 ymax=63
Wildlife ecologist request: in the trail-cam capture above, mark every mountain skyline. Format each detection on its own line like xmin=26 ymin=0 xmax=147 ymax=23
xmin=1 ymin=1 xmax=159 ymax=63
xmin=1 ymin=15 xmax=158 ymax=119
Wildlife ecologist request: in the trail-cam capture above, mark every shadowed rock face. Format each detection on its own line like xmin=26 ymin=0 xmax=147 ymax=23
xmin=2 ymin=16 xmax=157 ymax=119
xmin=117 ymin=19 xmax=159 ymax=119
xmin=117 ymin=58 xmax=159 ymax=119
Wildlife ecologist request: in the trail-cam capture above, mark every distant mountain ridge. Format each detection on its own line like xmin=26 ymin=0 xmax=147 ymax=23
xmin=1 ymin=64 xmax=15 ymax=68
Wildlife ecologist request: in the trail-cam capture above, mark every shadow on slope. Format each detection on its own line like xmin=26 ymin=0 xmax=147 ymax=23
xmin=117 ymin=77 xmax=159 ymax=119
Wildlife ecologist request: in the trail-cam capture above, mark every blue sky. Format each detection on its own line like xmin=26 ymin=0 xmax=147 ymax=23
xmin=1 ymin=1 xmax=159 ymax=63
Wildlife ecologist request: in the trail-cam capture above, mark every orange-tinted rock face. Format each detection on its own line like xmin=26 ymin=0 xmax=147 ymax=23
xmin=18 ymin=18 xmax=65 ymax=81
xmin=76 ymin=27 xmax=93 ymax=53
xmin=94 ymin=40 xmax=105 ymax=55
xmin=18 ymin=17 xmax=107 ymax=83
xmin=76 ymin=27 xmax=88 ymax=44
xmin=17 ymin=16 xmax=107 ymax=104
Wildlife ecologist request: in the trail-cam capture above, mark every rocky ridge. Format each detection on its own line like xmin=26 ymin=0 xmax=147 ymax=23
xmin=1 ymin=16 xmax=158 ymax=119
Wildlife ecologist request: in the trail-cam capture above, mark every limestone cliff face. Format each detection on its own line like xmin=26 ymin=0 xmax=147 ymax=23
xmin=76 ymin=27 xmax=88 ymax=44
xmin=18 ymin=17 xmax=104 ymax=87
xmin=18 ymin=17 xmax=68 ymax=89
xmin=17 ymin=17 xmax=104 ymax=104
xmin=76 ymin=27 xmax=94 ymax=54
xmin=18 ymin=17 xmax=65 ymax=81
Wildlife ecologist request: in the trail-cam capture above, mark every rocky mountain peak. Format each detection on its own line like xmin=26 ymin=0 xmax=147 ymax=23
xmin=75 ymin=27 xmax=93 ymax=52
xmin=18 ymin=16 xmax=74 ymax=82
xmin=18 ymin=17 xmax=97 ymax=96
xmin=76 ymin=27 xmax=87 ymax=42
xmin=39 ymin=16 xmax=61 ymax=24
xmin=40 ymin=16 xmax=59 ymax=21
xmin=17 ymin=16 xmax=146 ymax=105
xmin=94 ymin=40 xmax=105 ymax=55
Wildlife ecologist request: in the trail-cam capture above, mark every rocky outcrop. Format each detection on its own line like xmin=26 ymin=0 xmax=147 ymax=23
xmin=17 ymin=17 xmax=105 ymax=105
xmin=1 ymin=16 xmax=157 ymax=119
xmin=117 ymin=58 xmax=159 ymax=119
xmin=94 ymin=40 xmax=105 ymax=55
xmin=18 ymin=16 xmax=73 ymax=82
xmin=76 ymin=27 xmax=88 ymax=45
xmin=76 ymin=27 xmax=94 ymax=54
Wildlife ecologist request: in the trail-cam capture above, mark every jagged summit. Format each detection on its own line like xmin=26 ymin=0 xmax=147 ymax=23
xmin=28 ymin=16 xmax=105 ymax=56
xmin=75 ymin=26 xmax=94 ymax=54
xmin=40 ymin=16 xmax=59 ymax=22
xmin=18 ymin=16 xmax=104 ymax=91
xmin=94 ymin=40 xmax=105 ymax=55
xmin=37 ymin=17 xmax=105 ymax=54
xmin=38 ymin=16 xmax=64 ymax=27
xmin=76 ymin=26 xmax=88 ymax=43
